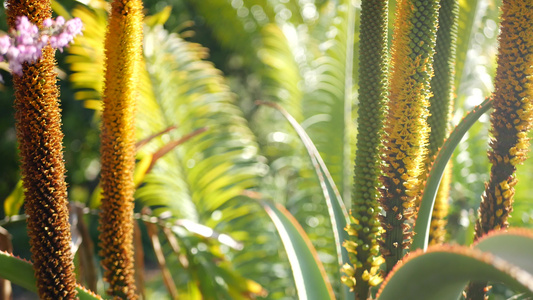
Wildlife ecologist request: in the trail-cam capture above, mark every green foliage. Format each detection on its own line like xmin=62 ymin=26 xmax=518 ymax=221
xmin=1 ymin=0 xmax=532 ymax=299
xmin=3 ymin=180 xmax=23 ymax=217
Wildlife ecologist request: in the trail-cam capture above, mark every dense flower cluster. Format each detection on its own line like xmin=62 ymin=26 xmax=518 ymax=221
xmin=0 ymin=16 xmax=82 ymax=79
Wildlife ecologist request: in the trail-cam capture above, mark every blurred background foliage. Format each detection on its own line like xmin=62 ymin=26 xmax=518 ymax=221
xmin=0 ymin=0 xmax=532 ymax=299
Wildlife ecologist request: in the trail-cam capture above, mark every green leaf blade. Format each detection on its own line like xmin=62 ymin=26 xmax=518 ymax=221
xmin=258 ymin=101 xmax=350 ymax=268
xmin=260 ymin=201 xmax=335 ymax=300
xmin=0 ymin=251 xmax=102 ymax=299
xmin=412 ymin=97 xmax=493 ymax=251
xmin=377 ymin=245 xmax=533 ymax=300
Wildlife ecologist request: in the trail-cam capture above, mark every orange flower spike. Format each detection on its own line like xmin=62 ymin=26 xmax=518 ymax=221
xmin=475 ymin=0 xmax=533 ymax=240
xmin=6 ymin=0 xmax=78 ymax=299
xmin=466 ymin=2 xmax=533 ymax=299
xmin=98 ymin=0 xmax=144 ymax=298
xmin=379 ymin=0 xmax=439 ymax=274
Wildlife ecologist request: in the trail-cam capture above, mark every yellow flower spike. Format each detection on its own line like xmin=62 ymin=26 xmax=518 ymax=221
xmin=468 ymin=1 xmax=533 ymax=298
xmin=98 ymin=0 xmax=143 ymax=298
xmin=379 ymin=0 xmax=439 ymax=275
xmin=6 ymin=1 xmax=78 ymax=299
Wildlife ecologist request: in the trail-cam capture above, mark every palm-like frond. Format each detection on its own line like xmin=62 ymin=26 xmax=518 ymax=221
xmin=259 ymin=24 xmax=303 ymax=121
xmin=185 ymin=0 xmax=272 ymax=65
xmin=139 ymin=25 xmax=262 ymax=220
xmin=65 ymin=5 xmax=107 ymax=111
xmin=304 ymin=0 xmax=356 ymax=202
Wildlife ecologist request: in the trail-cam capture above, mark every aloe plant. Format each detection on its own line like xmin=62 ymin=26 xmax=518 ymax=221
xmin=1 ymin=0 xmax=533 ymax=299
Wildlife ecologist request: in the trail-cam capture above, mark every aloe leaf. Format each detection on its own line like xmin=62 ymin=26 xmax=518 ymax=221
xmin=412 ymin=97 xmax=493 ymax=251
xmin=376 ymin=242 xmax=533 ymax=300
xmin=260 ymin=200 xmax=335 ymax=300
xmin=474 ymin=229 xmax=533 ymax=275
xmin=258 ymin=101 xmax=351 ymax=285
xmin=270 ymin=97 xmax=355 ymax=298
xmin=0 ymin=251 xmax=102 ymax=299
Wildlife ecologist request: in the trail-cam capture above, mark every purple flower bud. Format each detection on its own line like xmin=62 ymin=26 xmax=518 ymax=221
xmin=16 ymin=32 xmax=34 ymax=46
xmin=2 ymin=15 xmax=84 ymax=76
xmin=49 ymin=36 xmax=57 ymax=47
xmin=10 ymin=60 xmax=23 ymax=76
xmin=0 ymin=35 xmax=10 ymax=55
xmin=7 ymin=47 xmax=22 ymax=75
xmin=38 ymin=35 xmax=49 ymax=48
xmin=6 ymin=46 xmax=20 ymax=62
xmin=21 ymin=45 xmax=39 ymax=62
xmin=16 ymin=44 xmax=26 ymax=56
xmin=55 ymin=16 xmax=65 ymax=27
xmin=42 ymin=18 xmax=53 ymax=28
xmin=16 ymin=16 xmax=38 ymax=36
xmin=65 ymin=18 xmax=83 ymax=36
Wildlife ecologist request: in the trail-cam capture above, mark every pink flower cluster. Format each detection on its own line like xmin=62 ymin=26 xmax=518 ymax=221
xmin=0 ymin=16 xmax=83 ymax=79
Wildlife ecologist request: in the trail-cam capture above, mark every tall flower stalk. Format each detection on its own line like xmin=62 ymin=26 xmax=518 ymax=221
xmin=466 ymin=0 xmax=533 ymax=298
xmin=425 ymin=0 xmax=459 ymax=245
xmin=343 ymin=0 xmax=388 ymax=298
xmin=98 ymin=0 xmax=144 ymax=298
xmin=5 ymin=0 xmax=77 ymax=298
xmin=379 ymin=0 xmax=439 ymax=274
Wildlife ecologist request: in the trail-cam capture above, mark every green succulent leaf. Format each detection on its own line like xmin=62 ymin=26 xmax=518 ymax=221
xmin=412 ymin=97 xmax=493 ymax=251
xmin=0 ymin=251 xmax=102 ymax=299
xmin=377 ymin=230 xmax=533 ymax=300
xmin=474 ymin=229 xmax=533 ymax=276
xmin=258 ymin=100 xmax=353 ymax=299
xmin=258 ymin=101 xmax=350 ymax=262
xmin=260 ymin=200 xmax=335 ymax=300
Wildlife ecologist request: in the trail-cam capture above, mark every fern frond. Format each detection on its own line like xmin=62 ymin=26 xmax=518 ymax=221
xmin=305 ymin=1 xmax=355 ymax=201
